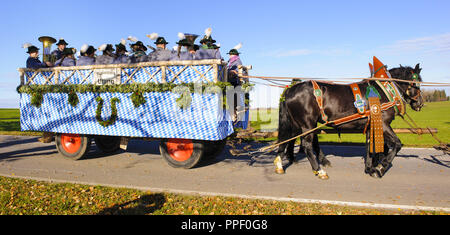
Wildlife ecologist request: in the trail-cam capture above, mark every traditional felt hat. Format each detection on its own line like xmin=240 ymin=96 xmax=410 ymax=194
xmin=200 ymin=28 xmax=216 ymax=44
xmin=99 ymin=44 xmax=115 ymax=52
xmin=81 ymin=44 xmax=96 ymax=55
xmin=131 ymin=41 xmax=147 ymax=51
xmin=115 ymin=39 xmax=128 ymax=52
xmin=227 ymin=49 xmax=240 ymax=55
xmin=227 ymin=43 xmax=242 ymax=55
xmin=26 ymin=45 xmax=39 ymax=54
xmin=56 ymin=38 xmax=68 ymax=46
xmin=155 ymin=37 xmax=169 ymax=45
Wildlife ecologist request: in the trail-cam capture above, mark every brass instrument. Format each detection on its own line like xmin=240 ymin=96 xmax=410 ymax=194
xmin=38 ymin=36 xmax=57 ymax=63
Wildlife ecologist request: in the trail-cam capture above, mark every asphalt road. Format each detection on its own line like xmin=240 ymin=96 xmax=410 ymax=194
xmin=0 ymin=135 xmax=449 ymax=212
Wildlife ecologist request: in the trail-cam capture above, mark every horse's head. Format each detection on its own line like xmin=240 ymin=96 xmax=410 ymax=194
xmin=389 ymin=64 xmax=424 ymax=111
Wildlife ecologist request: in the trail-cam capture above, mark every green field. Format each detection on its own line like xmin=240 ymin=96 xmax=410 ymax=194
xmin=250 ymin=101 xmax=450 ymax=147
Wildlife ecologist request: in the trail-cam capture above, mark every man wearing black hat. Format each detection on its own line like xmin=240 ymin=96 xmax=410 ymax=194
xmin=113 ymin=39 xmax=130 ymax=64
xmin=171 ymin=33 xmax=196 ymax=61
xmin=25 ymin=45 xmax=53 ymax=69
xmin=51 ymin=38 xmax=68 ymax=61
xmin=54 ymin=48 xmax=76 ymax=67
xmin=96 ymin=44 xmax=115 ymax=65
xmin=148 ymin=37 xmax=173 ymax=62
xmin=130 ymin=41 xmax=147 ymax=63
xmin=77 ymin=44 xmax=96 ymax=66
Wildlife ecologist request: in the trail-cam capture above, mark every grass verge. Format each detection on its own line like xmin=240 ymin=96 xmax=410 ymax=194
xmin=0 ymin=176 xmax=446 ymax=215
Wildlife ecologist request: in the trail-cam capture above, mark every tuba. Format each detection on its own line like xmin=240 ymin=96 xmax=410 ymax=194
xmin=38 ymin=36 xmax=57 ymax=63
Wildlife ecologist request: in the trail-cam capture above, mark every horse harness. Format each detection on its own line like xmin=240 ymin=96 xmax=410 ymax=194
xmin=310 ymin=80 xmax=405 ymax=153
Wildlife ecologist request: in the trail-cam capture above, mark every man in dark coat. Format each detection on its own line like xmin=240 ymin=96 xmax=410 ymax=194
xmin=25 ymin=45 xmax=52 ymax=69
xmin=51 ymin=38 xmax=68 ymax=61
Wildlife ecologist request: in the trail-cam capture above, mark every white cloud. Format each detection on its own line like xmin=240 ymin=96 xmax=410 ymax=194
xmin=381 ymin=33 xmax=450 ymax=54
xmin=262 ymin=48 xmax=351 ymax=58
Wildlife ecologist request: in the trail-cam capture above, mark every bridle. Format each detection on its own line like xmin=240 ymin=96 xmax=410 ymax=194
xmin=393 ymin=72 xmax=422 ymax=102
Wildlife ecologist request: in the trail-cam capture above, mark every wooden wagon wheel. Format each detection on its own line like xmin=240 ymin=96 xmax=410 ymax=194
xmin=55 ymin=134 xmax=91 ymax=160
xmin=159 ymin=139 xmax=205 ymax=169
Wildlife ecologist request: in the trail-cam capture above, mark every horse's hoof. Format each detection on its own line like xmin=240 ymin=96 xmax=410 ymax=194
xmin=375 ymin=164 xmax=385 ymax=178
xmin=318 ymin=174 xmax=329 ymax=180
xmin=274 ymin=156 xmax=284 ymax=174
xmin=314 ymin=169 xmax=329 ymax=180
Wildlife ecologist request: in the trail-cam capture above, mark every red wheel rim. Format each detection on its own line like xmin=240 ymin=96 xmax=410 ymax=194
xmin=61 ymin=134 xmax=82 ymax=154
xmin=166 ymin=139 xmax=193 ymax=162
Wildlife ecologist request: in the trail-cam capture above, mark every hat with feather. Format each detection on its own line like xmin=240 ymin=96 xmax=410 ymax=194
xmin=98 ymin=44 xmax=115 ymax=53
xmin=128 ymin=36 xmax=147 ymax=52
xmin=200 ymin=27 xmax=216 ymax=44
xmin=227 ymin=43 xmax=242 ymax=55
xmin=115 ymin=39 xmax=128 ymax=52
xmin=147 ymin=33 xmax=169 ymax=45
xmin=80 ymin=44 xmax=96 ymax=56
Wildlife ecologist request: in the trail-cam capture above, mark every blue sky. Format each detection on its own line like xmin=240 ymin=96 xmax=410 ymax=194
xmin=1 ymin=0 xmax=449 ymax=108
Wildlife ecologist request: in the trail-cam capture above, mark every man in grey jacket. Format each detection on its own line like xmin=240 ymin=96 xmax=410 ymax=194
xmin=95 ymin=44 xmax=115 ymax=65
xmin=148 ymin=37 xmax=173 ymax=62
xmin=76 ymin=44 xmax=96 ymax=66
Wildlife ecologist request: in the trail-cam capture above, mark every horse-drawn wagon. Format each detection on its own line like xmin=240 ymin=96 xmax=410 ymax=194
xmin=17 ymin=59 xmax=251 ymax=169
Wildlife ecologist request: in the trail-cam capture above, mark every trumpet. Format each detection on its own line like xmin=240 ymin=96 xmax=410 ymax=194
xmin=38 ymin=36 xmax=57 ymax=63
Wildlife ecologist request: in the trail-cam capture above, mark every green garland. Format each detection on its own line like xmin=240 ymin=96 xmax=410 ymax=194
xmin=17 ymin=82 xmax=254 ymax=109
xmin=68 ymin=91 xmax=79 ymax=107
xmin=95 ymin=97 xmax=120 ymax=127
xmin=130 ymin=91 xmax=146 ymax=108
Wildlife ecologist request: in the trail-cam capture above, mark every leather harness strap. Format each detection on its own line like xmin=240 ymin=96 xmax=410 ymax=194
xmin=311 ymin=80 xmax=328 ymax=122
xmin=350 ymin=83 xmax=366 ymax=114
xmin=368 ymin=97 xmax=384 ymax=153
xmin=309 ymin=80 xmax=398 ymax=127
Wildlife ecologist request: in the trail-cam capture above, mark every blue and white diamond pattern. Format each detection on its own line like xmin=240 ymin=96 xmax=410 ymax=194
xmin=20 ymin=92 xmax=234 ymax=140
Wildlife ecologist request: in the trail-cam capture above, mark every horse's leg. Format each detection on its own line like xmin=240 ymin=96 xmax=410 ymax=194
xmin=313 ymin=134 xmax=331 ymax=167
xmin=364 ymin=133 xmax=379 ymax=177
xmin=302 ymin=132 xmax=329 ymax=180
xmin=286 ymin=139 xmax=296 ymax=164
xmin=375 ymin=125 xmax=402 ymax=178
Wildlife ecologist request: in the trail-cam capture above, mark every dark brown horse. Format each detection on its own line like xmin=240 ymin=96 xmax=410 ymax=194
xmin=275 ymin=64 xmax=424 ymax=179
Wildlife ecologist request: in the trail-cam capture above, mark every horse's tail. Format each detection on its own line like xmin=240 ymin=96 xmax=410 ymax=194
xmin=278 ymin=98 xmax=293 ymax=144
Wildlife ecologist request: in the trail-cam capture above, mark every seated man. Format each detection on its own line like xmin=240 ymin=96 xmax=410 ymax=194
xmin=147 ymin=35 xmax=173 ymax=62
xmin=95 ymin=44 xmax=115 ymax=65
xmin=227 ymin=43 xmax=243 ymax=86
xmin=129 ymin=41 xmax=147 ymax=63
xmin=197 ymin=27 xmax=222 ymax=60
xmin=54 ymin=48 xmax=76 ymax=67
xmin=76 ymin=44 xmax=96 ymax=66
xmin=112 ymin=39 xmax=130 ymax=64
xmin=171 ymin=33 xmax=194 ymax=61
xmin=24 ymin=44 xmax=52 ymax=69
xmin=51 ymin=38 xmax=68 ymax=61
xmin=195 ymin=42 xmax=222 ymax=60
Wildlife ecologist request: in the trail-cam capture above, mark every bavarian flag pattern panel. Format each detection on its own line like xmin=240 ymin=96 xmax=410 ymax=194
xmin=22 ymin=64 xmax=224 ymax=85
xmin=20 ymin=92 xmax=234 ymax=141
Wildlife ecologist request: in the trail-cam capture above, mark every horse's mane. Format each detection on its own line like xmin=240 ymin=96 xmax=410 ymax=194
xmin=389 ymin=65 xmax=423 ymax=82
